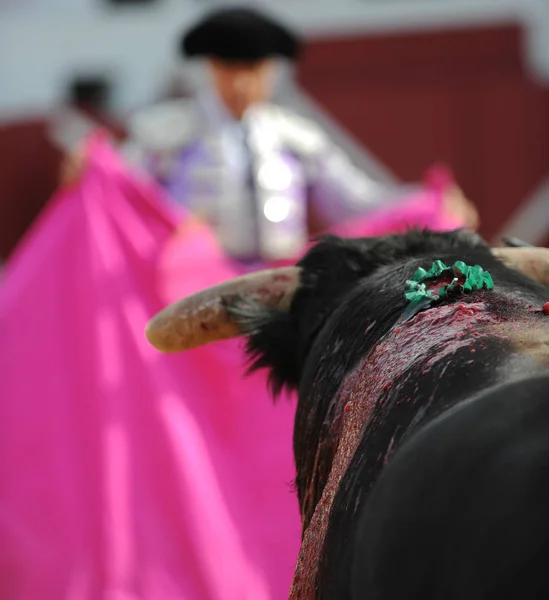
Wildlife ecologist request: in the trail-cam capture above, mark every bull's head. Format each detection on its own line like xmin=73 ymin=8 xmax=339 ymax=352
xmin=146 ymin=233 xmax=549 ymax=355
xmin=145 ymin=229 xmax=549 ymax=529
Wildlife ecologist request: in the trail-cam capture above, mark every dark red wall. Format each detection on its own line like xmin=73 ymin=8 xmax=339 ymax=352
xmin=297 ymin=23 xmax=549 ymax=241
xmin=0 ymin=114 xmax=125 ymax=261
xmin=0 ymin=119 xmax=63 ymax=261
xmin=1 ymin=24 xmax=547 ymax=261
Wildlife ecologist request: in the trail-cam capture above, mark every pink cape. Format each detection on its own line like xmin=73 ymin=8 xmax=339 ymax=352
xmin=0 ymin=135 xmax=462 ymax=600
xmin=325 ymin=163 xmax=462 ymax=239
xmin=0 ymin=136 xmax=300 ymax=600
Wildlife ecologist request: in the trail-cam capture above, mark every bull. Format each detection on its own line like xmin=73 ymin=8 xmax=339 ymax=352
xmin=146 ymin=229 xmax=549 ymax=599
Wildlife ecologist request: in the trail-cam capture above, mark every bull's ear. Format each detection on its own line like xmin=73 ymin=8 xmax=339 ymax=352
xmin=492 ymin=247 xmax=549 ymax=286
xmin=225 ymin=297 xmax=302 ymax=397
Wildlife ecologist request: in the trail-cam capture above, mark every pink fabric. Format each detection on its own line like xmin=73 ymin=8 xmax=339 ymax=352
xmin=0 ymin=135 xmax=301 ymax=600
xmin=0 ymin=134 xmax=464 ymax=600
xmin=327 ymin=170 xmax=462 ymax=239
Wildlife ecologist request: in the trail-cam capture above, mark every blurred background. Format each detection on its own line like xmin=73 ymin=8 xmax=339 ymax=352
xmin=1 ymin=4 xmax=548 ymax=598
xmin=1 ymin=0 xmax=548 ymax=267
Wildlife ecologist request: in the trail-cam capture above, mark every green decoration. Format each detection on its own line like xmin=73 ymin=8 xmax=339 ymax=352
xmin=412 ymin=267 xmax=428 ymax=282
xmin=404 ymin=280 xmax=435 ymax=303
xmin=437 ymin=277 xmax=459 ymax=299
xmin=483 ymin=271 xmax=495 ymax=290
xmin=404 ymin=260 xmax=495 ymax=306
xmin=412 ymin=260 xmax=450 ymax=283
xmin=461 ymin=265 xmax=495 ymax=293
xmin=429 ymin=260 xmax=451 ymax=278
xmin=452 ymin=261 xmax=469 ymax=278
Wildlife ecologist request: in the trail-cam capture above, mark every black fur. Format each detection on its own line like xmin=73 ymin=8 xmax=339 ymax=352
xmin=234 ymin=229 xmax=489 ymax=395
xmin=222 ymin=296 xmax=300 ymax=396
xmin=226 ymin=228 xmax=549 ymax=599
xmin=352 ymin=376 xmax=549 ymax=600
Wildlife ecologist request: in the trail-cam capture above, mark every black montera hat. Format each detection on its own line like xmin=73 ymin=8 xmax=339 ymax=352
xmin=181 ymin=7 xmax=301 ymax=62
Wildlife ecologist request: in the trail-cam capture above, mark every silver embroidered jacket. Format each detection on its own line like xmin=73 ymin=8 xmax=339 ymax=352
xmin=123 ymin=93 xmax=400 ymax=262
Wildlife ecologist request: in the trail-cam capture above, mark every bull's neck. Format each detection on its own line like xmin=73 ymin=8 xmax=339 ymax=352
xmin=290 ymin=296 xmax=549 ymax=599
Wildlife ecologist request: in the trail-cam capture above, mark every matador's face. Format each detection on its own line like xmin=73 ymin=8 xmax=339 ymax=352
xmin=208 ymin=58 xmax=275 ymax=120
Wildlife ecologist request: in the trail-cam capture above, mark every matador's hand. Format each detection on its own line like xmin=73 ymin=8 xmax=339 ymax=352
xmin=59 ymin=145 xmax=86 ymax=187
xmin=443 ymin=185 xmax=480 ymax=230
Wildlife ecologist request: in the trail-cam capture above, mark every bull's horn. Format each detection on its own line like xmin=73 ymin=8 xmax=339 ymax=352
xmin=502 ymin=237 xmax=533 ymax=248
xmin=492 ymin=247 xmax=549 ymax=286
xmin=145 ymin=266 xmax=302 ymax=353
